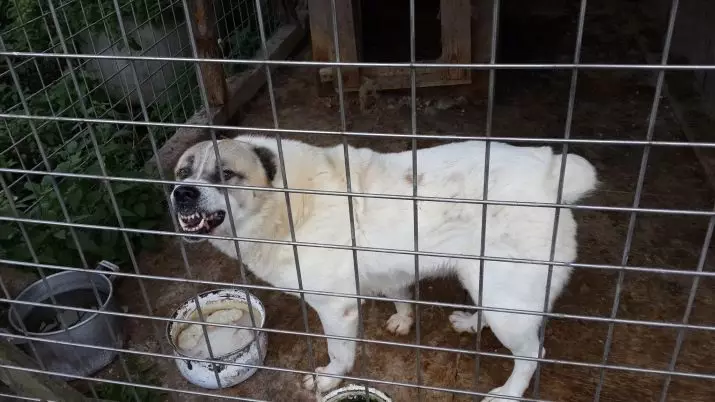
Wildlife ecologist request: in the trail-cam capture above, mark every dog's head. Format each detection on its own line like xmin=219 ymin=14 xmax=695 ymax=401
xmin=170 ymin=139 xmax=276 ymax=240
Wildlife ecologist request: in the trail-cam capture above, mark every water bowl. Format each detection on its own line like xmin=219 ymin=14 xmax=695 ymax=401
xmin=322 ymin=384 xmax=392 ymax=402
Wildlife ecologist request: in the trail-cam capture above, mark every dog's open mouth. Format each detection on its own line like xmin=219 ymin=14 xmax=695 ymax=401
xmin=177 ymin=210 xmax=226 ymax=235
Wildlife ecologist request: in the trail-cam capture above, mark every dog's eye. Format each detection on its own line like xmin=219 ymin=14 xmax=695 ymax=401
xmin=222 ymin=169 xmax=235 ymax=180
xmin=176 ymin=167 xmax=191 ymax=180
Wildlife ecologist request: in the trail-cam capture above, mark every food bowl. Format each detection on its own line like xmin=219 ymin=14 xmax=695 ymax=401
xmin=322 ymin=384 xmax=392 ymax=402
xmin=166 ymin=288 xmax=267 ymax=389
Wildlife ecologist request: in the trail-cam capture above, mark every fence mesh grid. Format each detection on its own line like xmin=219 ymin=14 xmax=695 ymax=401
xmin=1 ymin=0 xmax=714 ymax=401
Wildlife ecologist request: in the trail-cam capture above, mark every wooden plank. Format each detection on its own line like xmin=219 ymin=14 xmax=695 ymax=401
xmin=439 ymin=0 xmax=471 ymax=81
xmin=319 ymin=66 xmax=471 ymax=92
xmin=146 ymin=22 xmax=307 ymax=177
xmin=0 ymin=341 xmax=111 ymax=402
xmin=192 ymin=0 xmax=227 ymax=107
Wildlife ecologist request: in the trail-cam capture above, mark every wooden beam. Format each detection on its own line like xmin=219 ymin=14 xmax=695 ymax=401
xmin=0 ymin=341 xmax=110 ymax=402
xmin=319 ymin=66 xmax=471 ymax=92
xmin=192 ymin=0 xmax=227 ymax=107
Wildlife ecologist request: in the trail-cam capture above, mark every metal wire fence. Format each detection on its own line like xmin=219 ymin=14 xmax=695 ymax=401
xmin=0 ymin=0 xmax=714 ymax=401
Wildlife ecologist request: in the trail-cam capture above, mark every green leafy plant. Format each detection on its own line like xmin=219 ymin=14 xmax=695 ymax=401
xmin=0 ymin=1 xmax=195 ymax=270
xmin=0 ymin=0 xmax=276 ymax=271
xmin=0 ymin=77 xmax=173 ymax=267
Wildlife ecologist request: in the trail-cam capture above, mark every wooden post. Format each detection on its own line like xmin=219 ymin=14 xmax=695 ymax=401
xmin=192 ymin=0 xmax=227 ymax=107
xmin=0 ymin=341 xmax=110 ymax=402
xmin=440 ymin=0 xmax=471 ymax=81
xmin=307 ymin=0 xmax=360 ymax=90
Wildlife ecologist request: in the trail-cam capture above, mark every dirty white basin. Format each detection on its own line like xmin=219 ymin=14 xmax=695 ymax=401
xmin=166 ymin=289 xmax=267 ymax=389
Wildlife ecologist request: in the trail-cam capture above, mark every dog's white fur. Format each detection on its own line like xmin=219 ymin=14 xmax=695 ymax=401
xmin=171 ymin=136 xmax=598 ymax=401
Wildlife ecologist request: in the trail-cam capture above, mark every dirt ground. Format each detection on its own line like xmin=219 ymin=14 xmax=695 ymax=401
xmin=84 ymin=1 xmax=715 ymax=401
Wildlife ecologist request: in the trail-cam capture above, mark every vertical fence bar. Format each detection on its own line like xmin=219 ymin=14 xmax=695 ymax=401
xmin=407 ymin=0 xmax=423 ymax=399
xmin=326 ymin=0 xmax=370 ymax=398
xmin=592 ymin=1 xmax=680 ymax=400
xmin=472 ymin=0 xmax=501 ymax=398
xmin=250 ymin=0 xmax=319 ymax=389
xmin=531 ymin=0 xmax=589 ymax=397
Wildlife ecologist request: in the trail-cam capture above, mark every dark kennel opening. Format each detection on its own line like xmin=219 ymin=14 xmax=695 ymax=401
xmin=359 ymin=0 xmax=443 ymax=63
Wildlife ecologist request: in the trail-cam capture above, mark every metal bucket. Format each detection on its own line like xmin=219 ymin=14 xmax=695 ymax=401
xmin=1 ymin=261 xmax=124 ymax=379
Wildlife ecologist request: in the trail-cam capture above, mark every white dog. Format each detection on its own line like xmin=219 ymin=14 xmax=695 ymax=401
xmin=170 ymin=135 xmax=597 ymax=401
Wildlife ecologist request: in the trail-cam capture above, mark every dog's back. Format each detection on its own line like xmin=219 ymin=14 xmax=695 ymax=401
xmin=349 ymin=140 xmax=596 ymax=255
xmin=240 ymin=137 xmax=597 ymax=263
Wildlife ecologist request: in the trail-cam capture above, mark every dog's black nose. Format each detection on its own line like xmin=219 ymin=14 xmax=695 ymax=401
xmin=174 ymin=185 xmax=200 ymax=204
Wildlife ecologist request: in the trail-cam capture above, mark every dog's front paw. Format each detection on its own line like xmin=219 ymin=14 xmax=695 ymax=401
xmin=302 ymin=366 xmax=342 ymax=392
xmin=386 ymin=313 xmax=413 ymax=335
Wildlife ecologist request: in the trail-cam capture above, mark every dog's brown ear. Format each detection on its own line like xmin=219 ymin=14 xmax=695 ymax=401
xmin=253 ymin=146 xmax=277 ymax=182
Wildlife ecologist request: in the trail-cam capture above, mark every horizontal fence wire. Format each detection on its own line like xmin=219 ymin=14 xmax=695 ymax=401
xmin=4 ymin=52 xmax=715 ymax=70
xmin=2 ymin=0 xmax=715 ymax=401
xmin=9 ymin=114 xmax=715 ymax=147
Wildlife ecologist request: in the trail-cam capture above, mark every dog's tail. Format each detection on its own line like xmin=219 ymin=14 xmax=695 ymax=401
xmin=545 ymin=152 xmax=598 ymax=204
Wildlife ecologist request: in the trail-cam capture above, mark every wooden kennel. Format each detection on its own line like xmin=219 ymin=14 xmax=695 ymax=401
xmin=308 ymin=0 xmax=474 ymax=92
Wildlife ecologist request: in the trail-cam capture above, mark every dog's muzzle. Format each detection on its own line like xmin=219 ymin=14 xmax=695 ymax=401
xmin=171 ymin=185 xmax=226 ymax=240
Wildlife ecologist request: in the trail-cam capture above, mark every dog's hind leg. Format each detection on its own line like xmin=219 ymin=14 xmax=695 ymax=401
xmin=457 ymin=262 xmax=544 ymax=401
xmin=302 ymin=300 xmax=359 ymax=392
xmin=481 ymin=310 xmax=542 ymax=402
xmin=383 ymin=286 xmax=414 ymax=336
